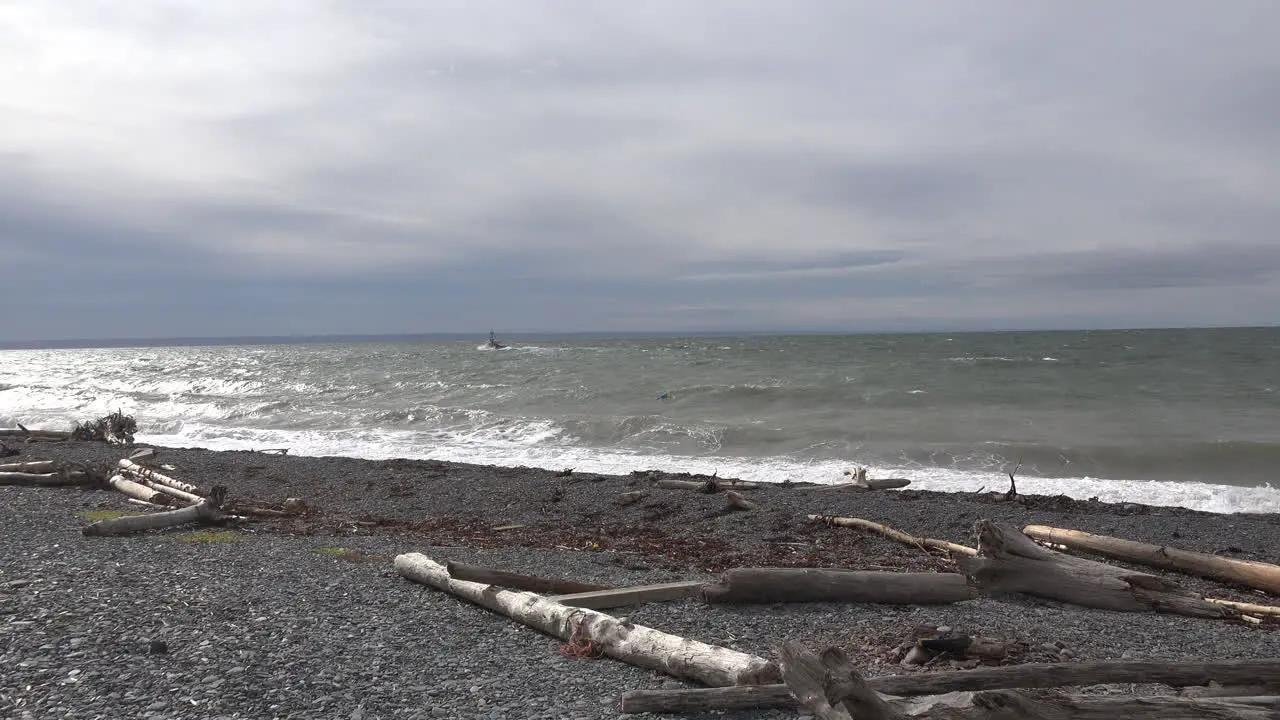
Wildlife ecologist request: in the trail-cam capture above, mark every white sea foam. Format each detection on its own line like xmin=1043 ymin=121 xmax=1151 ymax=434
xmin=131 ymin=424 xmax=1280 ymax=515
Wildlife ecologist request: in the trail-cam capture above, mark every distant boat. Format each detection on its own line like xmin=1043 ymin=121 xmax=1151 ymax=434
xmin=487 ymin=330 xmax=507 ymax=349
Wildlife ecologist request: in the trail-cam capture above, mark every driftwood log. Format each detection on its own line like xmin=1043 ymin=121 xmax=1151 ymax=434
xmin=964 ymin=521 xmax=1237 ymax=618
xmin=395 ymin=553 xmax=780 ymax=687
xmin=616 ymin=491 xmax=648 ymax=506
xmin=916 ymin=635 xmax=1010 ymax=661
xmin=1208 ymin=598 xmax=1280 ymax=617
xmin=654 ymin=478 xmax=759 ymax=492
xmin=445 ymin=561 xmax=609 ymax=595
xmin=724 ymin=490 xmax=758 ymax=512
xmin=702 ymin=568 xmax=976 ymax=605
xmin=619 ymin=658 xmax=1280 ymax=713
xmin=1023 ymin=525 xmax=1280 ymax=597
xmin=118 ymin=459 xmax=203 ymax=496
xmin=0 ymin=460 xmax=57 ymax=474
xmin=802 ymin=478 xmax=912 ymax=492
xmin=82 ymin=487 xmax=226 ymax=537
xmin=0 ymin=428 xmax=71 ymax=440
xmin=107 ymin=474 xmax=172 ymax=505
xmin=0 ymin=470 xmax=90 ymax=486
xmin=809 ymin=515 xmax=978 ymax=556
xmin=135 ymin=478 xmax=203 ymax=505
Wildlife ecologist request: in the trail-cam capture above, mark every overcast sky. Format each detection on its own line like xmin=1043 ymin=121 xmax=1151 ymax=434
xmin=3 ymin=2 xmax=1279 ymax=341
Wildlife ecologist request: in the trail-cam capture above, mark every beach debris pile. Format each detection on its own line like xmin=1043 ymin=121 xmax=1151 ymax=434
xmin=0 ymin=411 xmax=138 ymax=446
xmin=71 ymin=410 xmax=138 ymax=444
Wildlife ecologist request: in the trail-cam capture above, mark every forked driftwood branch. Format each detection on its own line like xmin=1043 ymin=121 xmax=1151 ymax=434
xmin=963 ymin=521 xmax=1237 ymax=618
xmin=1022 ymin=525 xmax=1280 ymax=597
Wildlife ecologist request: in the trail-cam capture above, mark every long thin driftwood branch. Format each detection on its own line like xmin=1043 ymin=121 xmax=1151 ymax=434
xmin=444 ymin=560 xmax=609 ymax=595
xmin=808 ymin=514 xmax=978 ymax=556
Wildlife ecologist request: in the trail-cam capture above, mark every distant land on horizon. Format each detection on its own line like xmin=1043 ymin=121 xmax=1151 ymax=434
xmin=1 ymin=324 xmax=1274 ymax=351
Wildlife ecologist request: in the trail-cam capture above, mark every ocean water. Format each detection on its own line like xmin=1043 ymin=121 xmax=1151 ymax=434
xmin=2 ymin=328 xmax=1279 ymax=514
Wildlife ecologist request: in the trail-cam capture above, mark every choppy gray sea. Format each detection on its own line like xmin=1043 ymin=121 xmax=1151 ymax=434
xmin=3 ymin=327 xmax=1279 ymax=512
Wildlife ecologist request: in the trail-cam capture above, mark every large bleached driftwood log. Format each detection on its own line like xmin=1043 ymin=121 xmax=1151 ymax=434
xmin=82 ymin=487 xmax=226 ymax=537
xmin=809 ymin=515 xmax=979 ymax=556
xmin=395 ymin=553 xmax=780 ymax=687
xmin=107 ymin=474 xmax=172 ymax=505
xmin=619 ymin=658 xmax=1280 ymax=713
xmin=1023 ymin=524 xmax=1280 ymax=596
xmin=963 ymin=521 xmax=1236 ymax=618
xmin=445 ymin=561 xmax=608 ymax=594
xmin=702 ymin=568 xmax=977 ymax=605
xmin=118 ymin=458 xmax=203 ymax=496
xmin=0 ymin=470 xmax=90 ymax=486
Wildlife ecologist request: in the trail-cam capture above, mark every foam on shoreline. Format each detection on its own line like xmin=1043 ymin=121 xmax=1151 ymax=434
xmin=136 ymin=430 xmax=1280 ymax=516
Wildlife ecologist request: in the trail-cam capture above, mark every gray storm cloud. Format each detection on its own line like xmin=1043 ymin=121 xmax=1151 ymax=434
xmin=2 ymin=1 xmax=1278 ymax=341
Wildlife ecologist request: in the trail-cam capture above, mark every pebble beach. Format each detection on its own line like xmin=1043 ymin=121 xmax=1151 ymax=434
xmin=3 ymin=441 xmax=1279 ymax=719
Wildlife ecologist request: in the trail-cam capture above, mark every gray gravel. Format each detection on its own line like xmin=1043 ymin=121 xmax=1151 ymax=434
xmin=3 ymin=442 xmax=1279 ymax=719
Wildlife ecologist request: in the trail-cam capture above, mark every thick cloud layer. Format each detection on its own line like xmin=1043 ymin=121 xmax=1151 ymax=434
xmin=3 ymin=1 xmax=1278 ymax=341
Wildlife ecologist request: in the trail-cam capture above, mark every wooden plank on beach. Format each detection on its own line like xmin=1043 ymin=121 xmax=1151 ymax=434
xmin=549 ymin=580 xmax=706 ymax=609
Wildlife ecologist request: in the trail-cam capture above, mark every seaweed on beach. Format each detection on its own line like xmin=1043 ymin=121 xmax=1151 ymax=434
xmin=70 ymin=410 xmax=137 ymax=444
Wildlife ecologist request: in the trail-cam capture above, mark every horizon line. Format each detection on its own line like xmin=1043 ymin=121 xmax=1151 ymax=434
xmin=2 ymin=322 xmax=1276 ymax=350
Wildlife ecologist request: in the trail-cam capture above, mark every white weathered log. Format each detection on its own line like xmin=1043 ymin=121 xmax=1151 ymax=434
xmin=0 ymin=471 xmax=89 ymax=486
xmin=133 ymin=477 xmax=204 ymax=505
xmin=118 ymin=458 xmax=203 ymax=495
xmin=107 ymin=474 xmax=172 ymax=505
xmin=1206 ymin=598 xmax=1280 ymax=617
xmin=0 ymin=460 xmax=57 ymax=473
xmin=82 ymin=498 xmax=222 ymax=537
xmin=1023 ymin=525 xmax=1280 ymax=597
xmin=394 ymin=553 xmax=779 ymax=687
